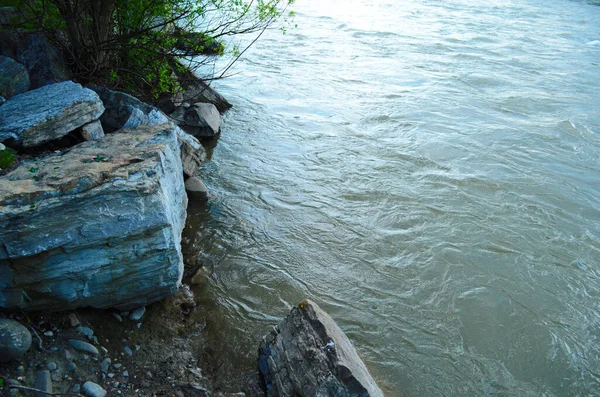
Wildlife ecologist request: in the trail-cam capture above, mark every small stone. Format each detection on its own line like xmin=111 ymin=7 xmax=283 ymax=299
xmin=185 ymin=177 xmax=208 ymax=202
xmin=0 ymin=96 xmax=5 ymax=106
xmin=100 ymin=358 xmax=111 ymax=372
xmin=34 ymin=370 xmax=52 ymax=396
xmin=128 ymin=307 xmax=146 ymax=321
xmin=136 ymin=323 xmax=141 ymax=329
xmin=68 ymin=339 xmax=99 ymax=355
xmin=82 ymin=381 xmax=107 ymax=397
xmin=81 ymin=120 xmax=104 ymax=141
xmin=112 ymin=313 xmax=123 ymax=322
xmin=120 ymin=312 xmax=129 ymax=318
xmin=67 ymin=362 xmax=77 ymax=372
xmin=107 ymin=373 xmax=115 ymax=379
xmin=122 ymin=370 xmax=129 ymax=377
xmin=100 ymin=346 xmax=108 ymax=356
xmin=7 ymin=379 xmax=20 ymax=386
xmin=123 ymin=346 xmax=133 ymax=357
xmin=68 ymin=313 xmax=80 ymax=327
xmin=65 ymin=349 xmax=73 ymax=361
xmin=43 ymin=331 xmax=54 ymax=337
xmin=113 ymin=382 xmax=119 ymax=388
xmin=0 ymin=319 xmax=32 ymax=362
xmin=16 ymin=365 xmax=24 ymax=374
xmin=46 ymin=361 xmax=58 ymax=371
xmin=9 ymin=389 xmax=18 ymax=397
xmin=113 ymin=363 xmax=122 ymax=369
xmin=135 ymin=345 xmax=140 ymax=351
xmin=76 ymin=326 xmax=94 ymax=340
xmin=72 ymin=384 xmax=81 ymax=393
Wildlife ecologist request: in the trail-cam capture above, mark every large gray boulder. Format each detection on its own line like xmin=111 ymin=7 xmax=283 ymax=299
xmin=0 ymin=123 xmax=187 ymax=311
xmin=170 ymin=103 xmax=221 ymax=139
xmin=0 ymin=318 xmax=32 ymax=362
xmin=0 ymin=56 xmax=30 ymax=98
xmin=258 ymin=300 xmax=384 ymax=397
xmin=0 ymin=81 xmax=104 ymax=147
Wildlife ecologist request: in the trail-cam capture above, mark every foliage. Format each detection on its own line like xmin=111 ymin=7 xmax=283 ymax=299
xmin=10 ymin=0 xmax=295 ymax=102
xmin=0 ymin=147 xmax=16 ymax=169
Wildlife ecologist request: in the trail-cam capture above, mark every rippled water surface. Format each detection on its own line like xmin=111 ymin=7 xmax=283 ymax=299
xmin=185 ymin=0 xmax=600 ymax=395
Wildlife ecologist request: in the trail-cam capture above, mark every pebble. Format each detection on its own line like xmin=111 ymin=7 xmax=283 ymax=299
xmin=123 ymin=346 xmax=133 ymax=357
xmin=129 ymin=307 xmax=146 ymax=321
xmin=100 ymin=358 xmax=111 ymax=372
xmin=46 ymin=361 xmax=58 ymax=371
xmin=68 ymin=339 xmax=99 ymax=355
xmin=107 ymin=373 xmax=115 ymax=379
xmin=65 ymin=349 xmax=73 ymax=361
xmin=100 ymin=346 xmax=108 ymax=356
xmin=113 ymin=382 xmax=120 ymax=388
xmin=0 ymin=319 xmax=32 ymax=363
xmin=76 ymin=326 xmax=94 ymax=340
xmin=68 ymin=313 xmax=80 ymax=327
xmin=135 ymin=345 xmax=141 ymax=351
xmin=82 ymin=381 xmax=107 ymax=397
xmin=43 ymin=331 xmax=54 ymax=337
xmin=122 ymin=370 xmax=129 ymax=377
xmin=113 ymin=363 xmax=122 ymax=369
xmin=9 ymin=389 xmax=18 ymax=397
xmin=82 ymin=354 xmax=89 ymax=360
xmin=16 ymin=365 xmax=24 ymax=374
xmin=34 ymin=370 xmax=52 ymax=395
xmin=112 ymin=313 xmax=123 ymax=322
xmin=67 ymin=362 xmax=77 ymax=372
xmin=72 ymin=384 xmax=81 ymax=393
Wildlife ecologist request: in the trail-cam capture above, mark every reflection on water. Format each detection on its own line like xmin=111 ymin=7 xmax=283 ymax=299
xmin=184 ymin=0 xmax=600 ymax=395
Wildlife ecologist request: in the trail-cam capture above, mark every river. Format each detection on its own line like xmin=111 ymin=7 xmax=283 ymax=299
xmin=184 ymin=0 xmax=600 ymax=395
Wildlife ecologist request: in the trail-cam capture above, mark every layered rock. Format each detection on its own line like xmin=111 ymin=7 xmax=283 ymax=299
xmin=0 ymin=55 xmax=30 ymax=98
xmin=0 ymin=123 xmax=187 ymax=311
xmin=258 ymin=300 xmax=384 ymax=397
xmin=0 ymin=81 xmax=104 ymax=147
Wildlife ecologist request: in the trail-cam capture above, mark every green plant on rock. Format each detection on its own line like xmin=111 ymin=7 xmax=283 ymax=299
xmin=0 ymin=147 xmax=16 ymax=170
xmin=11 ymin=0 xmax=296 ymax=102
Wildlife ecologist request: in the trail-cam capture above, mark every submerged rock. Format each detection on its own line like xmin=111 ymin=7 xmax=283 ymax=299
xmin=0 ymin=123 xmax=187 ymax=311
xmin=0 ymin=81 xmax=104 ymax=147
xmin=0 ymin=318 xmax=32 ymax=362
xmin=258 ymin=300 xmax=384 ymax=397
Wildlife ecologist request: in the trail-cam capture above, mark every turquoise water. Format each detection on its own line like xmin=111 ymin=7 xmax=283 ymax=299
xmin=187 ymin=0 xmax=600 ymax=395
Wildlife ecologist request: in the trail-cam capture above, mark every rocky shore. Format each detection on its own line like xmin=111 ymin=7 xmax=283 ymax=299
xmin=0 ymin=28 xmax=384 ymax=397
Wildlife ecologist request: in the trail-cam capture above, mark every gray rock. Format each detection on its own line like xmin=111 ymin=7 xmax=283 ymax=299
xmin=46 ymin=361 xmax=57 ymax=371
xmin=100 ymin=357 xmax=111 ymax=372
xmin=82 ymin=381 xmax=106 ymax=397
xmin=128 ymin=307 xmax=146 ymax=321
xmin=68 ymin=340 xmax=99 ymax=356
xmin=122 ymin=370 xmax=129 ymax=377
xmin=170 ymin=103 xmax=220 ymax=139
xmin=123 ymin=346 xmax=133 ymax=357
xmin=81 ymin=120 xmax=105 ymax=141
xmin=0 ymin=56 xmax=30 ymax=98
xmin=76 ymin=326 xmax=94 ymax=340
xmin=72 ymin=384 xmax=81 ymax=393
xmin=185 ymin=177 xmax=208 ymax=202
xmin=0 ymin=81 xmax=104 ymax=147
xmin=175 ymin=126 xmax=206 ymax=177
xmin=113 ymin=363 xmax=122 ymax=369
xmin=16 ymin=365 xmax=24 ymax=373
xmin=43 ymin=330 xmax=53 ymax=337
xmin=258 ymin=300 xmax=384 ymax=397
xmin=179 ymin=75 xmax=232 ymax=113
xmin=34 ymin=370 xmax=52 ymax=397
xmin=112 ymin=313 xmax=123 ymax=322
xmin=67 ymin=362 xmax=77 ymax=372
xmin=0 ymin=318 xmax=32 ymax=362
xmin=0 ymin=32 xmax=69 ymax=89
xmin=0 ymin=123 xmax=187 ymax=311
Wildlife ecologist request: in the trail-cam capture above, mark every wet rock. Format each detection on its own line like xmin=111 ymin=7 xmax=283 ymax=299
xmin=34 ymin=370 xmax=52 ymax=397
xmin=0 ymin=81 xmax=104 ymax=148
xmin=122 ymin=370 xmax=129 ymax=377
xmin=170 ymin=103 xmax=220 ymax=139
xmin=185 ymin=177 xmax=208 ymax=202
xmin=0 ymin=318 xmax=32 ymax=362
xmin=129 ymin=307 xmax=146 ymax=321
xmin=43 ymin=331 xmax=53 ymax=337
xmin=100 ymin=357 xmax=111 ymax=372
xmin=258 ymin=300 xmax=384 ymax=397
xmin=0 ymin=124 xmax=186 ymax=311
xmin=82 ymin=381 xmax=106 ymax=397
xmin=0 ymin=56 xmax=30 ymax=98
xmin=81 ymin=120 xmax=105 ymax=141
xmin=68 ymin=340 xmax=99 ymax=356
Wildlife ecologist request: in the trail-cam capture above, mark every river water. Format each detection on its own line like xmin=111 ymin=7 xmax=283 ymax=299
xmin=185 ymin=0 xmax=600 ymax=395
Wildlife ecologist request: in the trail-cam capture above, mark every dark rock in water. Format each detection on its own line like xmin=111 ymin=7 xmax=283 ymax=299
xmin=170 ymin=103 xmax=221 ymax=139
xmin=185 ymin=176 xmax=208 ymax=202
xmin=0 ymin=318 xmax=32 ymax=362
xmin=0 ymin=56 xmax=30 ymax=98
xmin=258 ymin=300 xmax=384 ymax=397
xmin=0 ymin=81 xmax=104 ymax=148
xmin=34 ymin=370 xmax=52 ymax=397
xmin=0 ymin=32 xmax=69 ymax=89
xmin=0 ymin=124 xmax=187 ymax=311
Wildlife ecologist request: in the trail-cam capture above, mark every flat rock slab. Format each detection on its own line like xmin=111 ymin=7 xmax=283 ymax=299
xmin=0 ymin=81 xmax=104 ymax=147
xmin=0 ymin=123 xmax=187 ymax=311
xmin=259 ymin=300 xmax=384 ymax=397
